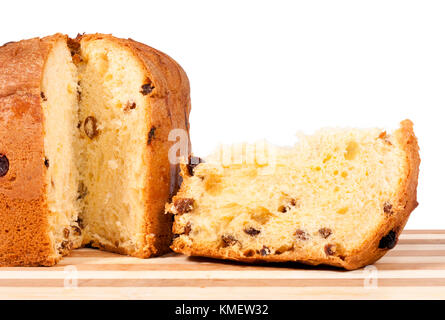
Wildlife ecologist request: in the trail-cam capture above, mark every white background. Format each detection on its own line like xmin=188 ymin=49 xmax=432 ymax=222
xmin=1 ymin=0 xmax=443 ymax=229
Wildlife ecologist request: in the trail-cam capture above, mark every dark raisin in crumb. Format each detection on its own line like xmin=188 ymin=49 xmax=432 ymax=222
xmin=324 ymin=244 xmax=337 ymax=256
xmin=221 ymin=234 xmax=238 ymax=247
xmin=174 ymin=198 xmax=194 ymax=214
xmin=187 ymin=156 xmax=204 ymax=176
xmin=383 ymin=202 xmax=393 ymax=215
xmin=84 ymin=116 xmax=99 ymax=139
xmin=140 ymin=83 xmax=155 ymax=95
xmin=72 ymin=225 xmax=82 ymax=236
xmin=279 ymin=198 xmax=298 ymax=213
xmin=379 ymin=230 xmax=397 ymax=249
xmin=0 ymin=154 xmax=9 ymax=177
xmin=77 ymin=182 xmax=88 ymax=200
xmin=318 ymin=228 xmax=332 ymax=239
xmin=63 ymin=228 xmax=70 ymax=238
xmin=243 ymin=249 xmax=255 ymax=257
xmin=61 ymin=240 xmax=73 ymax=250
xmin=44 ymin=158 xmax=49 ymax=168
xmin=259 ymin=246 xmax=271 ymax=256
xmin=77 ymin=81 xmax=82 ymax=101
xmin=172 ymin=234 xmax=180 ymax=239
xmin=124 ymin=101 xmax=137 ymax=112
xmin=147 ymin=126 xmax=156 ymax=145
xmin=244 ymin=227 xmax=261 ymax=237
xmin=184 ymin=222 xmax=192 ymax=236
xmin=295 ymin=229 xmax=309 ymax=240
xmin=77 ymin=121 xmax=81 ymax=129
xmin=40 ymin=92 xmax=47 ymax=101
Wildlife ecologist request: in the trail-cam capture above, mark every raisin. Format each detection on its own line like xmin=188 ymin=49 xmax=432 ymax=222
xmin=183 ymin=222 xmax=192 ymax=236
xmin=295 ymin=229 xmax=309 ymax=240
xmin=259 ymin=246 xmax=271 ymax=256
xmin=379 ymin=230 xmax=397 ymax=249
xmin=243 ymin=249 xmax=255 ymax=257
xmin=61 ymin=240 xmax=73 ymax=250
xmin=72 ymin=225 xmax=82 ymax=236
xmin=318 ymin=228 xmax=332 ymax=239
xmin=44 ymin=158 xmax=49 ymax=168
xmin=77 ymin=81 xmax=82 ymax=102
xmin=124 ymin=101 xmax=136 ymax=112
xmin=187 ymin=156 xmax=204 ymax=176
xmin=147 ymin=126 xmax=156 ymax=145
xmin=0 ymin=154 xmax=9 ymax=177
xmin=221 ymin=234 xmax=238 ymax=247
xmin=174 ymin=198 xmax=194 ymax=214
xmin=77 ymin=121 xmax=82 ymax=129
xmin=278 ymin=198 xmax=298 ymax=213
xmin=40 ymin=92 xmax=47 ymax=101
xmin=172 ymin=234 xmax=180 ymax=239
xmin=383 ymin=202 xmax=393 ymax=215
xmin=324 ymin=244 xmax=337 ymax=256
xmin=244 ymin=227 xmax=261 ymax=237
xmin=77 ymin=182 xmax=88 ymax=200
xmin=63 ymin=228 xmax=70 ymax=238
xmin=84 ymin=116 xmax=99 ymax=139
xmin=140 ymin=83 xmax=155 ymax=95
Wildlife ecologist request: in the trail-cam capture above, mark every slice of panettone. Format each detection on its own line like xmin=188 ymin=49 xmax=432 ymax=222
xmin=168 ymin=120 xmax=419 ymax=270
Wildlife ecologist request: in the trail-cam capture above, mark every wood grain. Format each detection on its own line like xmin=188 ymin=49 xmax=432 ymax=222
xmin=0 ymin=230 xmax=444 ymax=299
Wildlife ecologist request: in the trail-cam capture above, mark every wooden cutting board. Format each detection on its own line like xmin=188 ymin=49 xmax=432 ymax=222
xmin=0 ymin=230 xmax=444 ymax=300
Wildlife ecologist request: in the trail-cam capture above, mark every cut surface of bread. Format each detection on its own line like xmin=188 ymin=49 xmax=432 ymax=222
xmin=169 ymin=120 xmax=419 ymax=270
xmin=42 ymin=36 xmax=83 ymax=259
xmin=76 ymin=37 xmax=155 ymax=255
xmin=0 ymin=33 xmax=190 ymax=265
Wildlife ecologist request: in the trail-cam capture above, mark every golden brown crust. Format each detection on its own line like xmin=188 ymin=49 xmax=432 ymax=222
xmin=78 ymin=34 xmax=191 ymax=258
xmin=171 ymin=120 xmax=420 ymax=270
xmin=0 ymin=34 xmax=67 ymax=266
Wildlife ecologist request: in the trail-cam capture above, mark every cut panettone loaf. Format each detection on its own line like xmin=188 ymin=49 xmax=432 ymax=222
xmin=0 ymin=34 xmax=190 ymax=266
xmin=169 ymin=120 xmax=420 ymax=270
